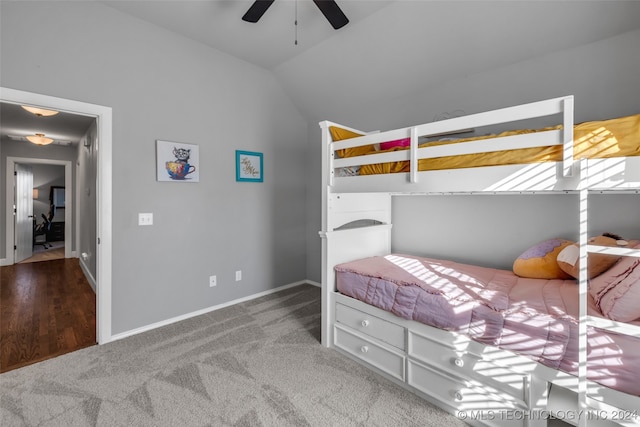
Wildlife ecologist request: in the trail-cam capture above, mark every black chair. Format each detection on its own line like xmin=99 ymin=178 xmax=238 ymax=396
xmin=33 ymin=205 xmax=55 ymax=249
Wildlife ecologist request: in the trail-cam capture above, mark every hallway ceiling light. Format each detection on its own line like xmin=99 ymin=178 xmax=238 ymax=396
xmin=26 ymin=133 xmax=54 ymax=145
xmin=21 ymin=105 xmax=59 ymax=117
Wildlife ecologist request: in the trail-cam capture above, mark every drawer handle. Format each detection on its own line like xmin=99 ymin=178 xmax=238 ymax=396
xmin=453 ymin=358 xmax=464 ymax=368
xmin=361 ymin=320 xmax=370 ymax=327
xmin=360 ymin=346 xmax=369 ymax=353
xmin=454 ymin=390 xmax=464 ymax=402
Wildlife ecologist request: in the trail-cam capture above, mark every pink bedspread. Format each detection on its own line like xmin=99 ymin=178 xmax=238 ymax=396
xmin=335 ymin=254 xmax=640 ymax=396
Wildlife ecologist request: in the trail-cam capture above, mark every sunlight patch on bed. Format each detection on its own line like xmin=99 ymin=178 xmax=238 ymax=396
xmin=383 ymin=255 xmax=508 ymax=321
xmin=575 ymin=126 xmax=619 ymax=158
xmin=384 ymin=255 xmax=473 ymax=292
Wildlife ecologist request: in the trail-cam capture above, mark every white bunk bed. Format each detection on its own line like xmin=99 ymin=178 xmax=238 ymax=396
xmin=319 ymin=96 xmax=640 ymax=427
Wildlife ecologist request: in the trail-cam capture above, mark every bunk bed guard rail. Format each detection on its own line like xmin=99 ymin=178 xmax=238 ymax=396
xmin=319 ymin=95 xmax=575 ymax=186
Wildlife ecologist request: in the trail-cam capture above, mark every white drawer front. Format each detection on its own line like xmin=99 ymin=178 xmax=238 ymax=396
xmin=336 ymin=303 xmax=405 ymax=349
xmin=409 ymin=330 xmax=528 ymax=403
xmin=408 ymin=359 xmax=527 ymax=427
xmin=334 ymin=325 xmax=405 ymax=381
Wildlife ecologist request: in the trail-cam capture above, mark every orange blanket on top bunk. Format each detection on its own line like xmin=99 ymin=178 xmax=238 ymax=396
xmin=331 ymin=113 xmax=640 ymax=175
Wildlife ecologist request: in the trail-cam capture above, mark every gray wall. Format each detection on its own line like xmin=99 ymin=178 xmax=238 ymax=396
xmin=305 ymin=28 xmax=640 ymax=282
xmin=0 ymin=140 xmax=77 ymax=256
xmin=391 ymin=194 xmax=640 ymax=271
xmin=1 ymin=1 xmax=309 ymax=335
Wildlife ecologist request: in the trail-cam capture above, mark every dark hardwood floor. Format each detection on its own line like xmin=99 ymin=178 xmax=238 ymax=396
xmin=0 ymin=258 xmax=96 ymax=373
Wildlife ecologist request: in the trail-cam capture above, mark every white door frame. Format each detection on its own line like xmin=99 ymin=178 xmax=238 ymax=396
xmin=1 ymin=87 xmax=113 ymax=344
xmin=7 ymin=158 xmax=73 ymax=260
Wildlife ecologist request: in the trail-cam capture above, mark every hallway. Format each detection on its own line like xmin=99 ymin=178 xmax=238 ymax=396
xmin=0 ymin=258 xmax=96 ymax=373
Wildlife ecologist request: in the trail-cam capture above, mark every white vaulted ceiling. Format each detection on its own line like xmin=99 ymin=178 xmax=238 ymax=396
xmin=3 ymin=0 xmax=640 ymax=139
xmin=100 ymin=1 xmax=640 ymax=122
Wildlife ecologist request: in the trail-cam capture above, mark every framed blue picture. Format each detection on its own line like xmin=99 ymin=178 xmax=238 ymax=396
xmin=236 ymin=150 xmax=263 ymax=182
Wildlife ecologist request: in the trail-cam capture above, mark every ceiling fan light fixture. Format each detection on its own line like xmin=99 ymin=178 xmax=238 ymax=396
xmin=21 ymin=105 xmax=59 ymax=117
xmin=26 ymin=133 xmax=54 ymax=145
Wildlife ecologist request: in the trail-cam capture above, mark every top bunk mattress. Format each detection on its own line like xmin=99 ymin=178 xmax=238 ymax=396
xmin=332 ymin=113 xmax=640 ymax=176
xmin=335 ymin=253 xmax=640 ymax=396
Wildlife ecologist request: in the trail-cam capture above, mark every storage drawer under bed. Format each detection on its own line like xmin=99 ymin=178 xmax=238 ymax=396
xmin=408 ymin=330 xmax=530 ymax=405
xmin=335 ymin=302 xmax=406 ymax=350
xmin=408 ymin=359 xmax=528 ymax=427
xmin=334 ymin=324 xmax=405 ymax=381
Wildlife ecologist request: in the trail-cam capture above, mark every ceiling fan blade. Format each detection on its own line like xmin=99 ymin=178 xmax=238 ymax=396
xmin=312 ymin=0 xmax=349 ymax=30
xmin=242 ymin=0 xmax=275 ymax=23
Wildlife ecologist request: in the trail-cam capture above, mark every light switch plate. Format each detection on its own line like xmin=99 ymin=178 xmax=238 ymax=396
xmin=138 ymin=213 xmax=153 ymax=226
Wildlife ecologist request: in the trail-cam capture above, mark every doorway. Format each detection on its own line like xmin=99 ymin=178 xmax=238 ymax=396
xmin=11 ymin=159 xmax=73 ymax=263
xmin=0 ymin=87 xmax=113 ymax=345
xmin=20 ymin=163 xmax=67 ymax=263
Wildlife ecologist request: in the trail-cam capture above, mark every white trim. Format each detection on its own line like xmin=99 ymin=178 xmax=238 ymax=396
xmin=5 ymin=157 xmax=72 ymax=262
xmin=79 ymin=256 xmax=97 ymax=294
xmin=110 ymin=281 xmax=315 ymax=342
xmin=1 ymin=87 xmax=113 ymax=345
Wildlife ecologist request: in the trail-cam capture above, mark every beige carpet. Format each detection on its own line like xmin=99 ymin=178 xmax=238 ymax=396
xmin=19 ymin=241 xmax=64 ymax=264
xmin=0 ymin=284 xmax=465 ymax=426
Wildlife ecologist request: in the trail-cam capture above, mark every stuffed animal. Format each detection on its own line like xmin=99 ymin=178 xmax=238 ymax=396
xmin=513 ymin=238 xmax=575 ymax=279
xmin=557 ymin=233 xmax=627 ymax=279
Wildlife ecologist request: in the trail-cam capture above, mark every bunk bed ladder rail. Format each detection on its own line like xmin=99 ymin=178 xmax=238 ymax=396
xmin=578 ymin=162 xmax=640 ymax=427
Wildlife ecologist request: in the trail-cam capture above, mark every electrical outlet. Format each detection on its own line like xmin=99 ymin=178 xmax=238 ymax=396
xmin=138 ymin=213 xmax=153 ymax=226
xmin=209 ymin=275 xmax=217 ymax=287
xmin=235 ymin=271 xmax=242 ymax=281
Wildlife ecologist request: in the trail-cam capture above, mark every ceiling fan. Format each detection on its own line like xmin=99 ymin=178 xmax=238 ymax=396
xmin=242 ymin=0 xmax=349 ymax=30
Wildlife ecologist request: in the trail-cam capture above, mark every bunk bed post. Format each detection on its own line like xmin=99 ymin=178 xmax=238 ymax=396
xmin=410 ymin=127 xmax=418 ymax=183
xmin=319 ymin=121 xmax=332 ymax=348
xmin=319 ymin=121 xmax=331 ymax=235
xmin=577 ymin=161 xmax=588 ymax=427
xmin=319 ymin=230 xmax=332 ymax=348
xmin=562 ymin=96 xmax=575 ymax=178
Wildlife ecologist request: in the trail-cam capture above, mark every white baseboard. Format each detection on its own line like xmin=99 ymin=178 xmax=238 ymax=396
xmin=0 ymin=257 xmax=9 ymax=266
xmin=109 ymin=280 xmax=317 ymax=343
xmin=79 ymin=257 xmax=97 ymax=293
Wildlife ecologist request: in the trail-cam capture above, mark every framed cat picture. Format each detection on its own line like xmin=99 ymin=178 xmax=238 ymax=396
xmin=156 ymin=140 xmax=200 ymax=182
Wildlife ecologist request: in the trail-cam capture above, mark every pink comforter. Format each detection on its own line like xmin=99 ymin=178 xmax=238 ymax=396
xmin=335 ymin=254 xmax=640 ymax=396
